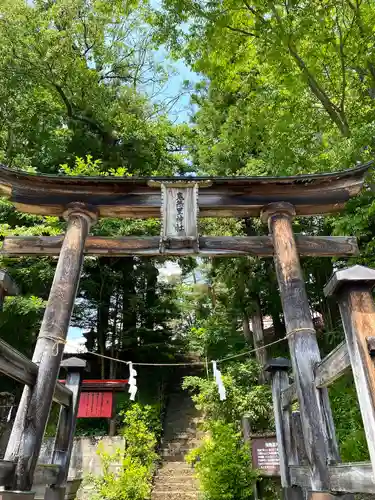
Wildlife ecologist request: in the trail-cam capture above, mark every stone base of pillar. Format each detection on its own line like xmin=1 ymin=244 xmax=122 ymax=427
xmin=0 ymin=492 xmax=35 ymax=500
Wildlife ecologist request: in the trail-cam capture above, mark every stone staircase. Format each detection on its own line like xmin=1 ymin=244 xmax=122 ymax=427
xmin=152 ymin=386 xmax=203 ymax=500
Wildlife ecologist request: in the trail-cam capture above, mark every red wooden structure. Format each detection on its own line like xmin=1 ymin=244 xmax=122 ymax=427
xmin=59 ymin=379 xmax=128 ymax=418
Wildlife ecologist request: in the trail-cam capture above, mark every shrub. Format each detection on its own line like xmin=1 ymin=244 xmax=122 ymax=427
xmin=87 ymin=404 xmax=159 ymax=500
xmin=186 ymin=420 xmax=258 ymax=500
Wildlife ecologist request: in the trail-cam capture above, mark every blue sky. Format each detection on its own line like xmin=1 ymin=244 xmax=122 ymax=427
xmin=150 ymin=47 xmax=201 ymax=123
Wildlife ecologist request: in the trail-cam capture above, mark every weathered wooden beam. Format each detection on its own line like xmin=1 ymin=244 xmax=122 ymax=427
xmin=328 ymin=463 xmax=375 ymax=494
xmin=0 ymin=270 xmax=18 ymax=311
xmin=0 ymin=460 xmax=15 ymax=484
xmin=1 ymin=235 xmax=359 ymax=258
xmin=314 ymin=341 xmax=350 ymax=388
xmin=262 ymin=202 xmax=344 ymax=498
xmin=0 ymin=491 xmax=35 ymax=500
xmin=241 ymin=416 xmax=260 ymax=500
xmin=290 ymin=466 xmax=312 ymax=489
xmin=290 ymin=463 xmax=375 ymax=494
xmin=0 ymin=339 xmax=36 ymax=386
xmin=33 ymin=465 xmax=60 ymax=487
xmin=0 ymin=462 xmax=60 ymax=488
xmin=0 ymin=339 xmax=72 ymax=407
xmin=265 ymin=358 xmax=305 ymax=500
xmin=290 ymin=411 xmax=308 ymax=466
xmin=281 ymin=382 xmax=298 ymax=409
xmin=5 ymin=205 xmax=97 ymax=491
xmin=0 ymin=162 xmax=370 ymax=218
xmin=45 ymin=358 xmax=86 ymax=500
xmin=325 ymin=265 xmax=375 ymax=479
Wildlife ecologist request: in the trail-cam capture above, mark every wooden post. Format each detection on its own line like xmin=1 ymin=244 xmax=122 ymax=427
xmin=0 ymin=270 xmax=19 ymax=311
xmin=265 ymin=358 xmax=304 ymax=500
xmin=5 ymin=204 xmax=96 ymax=491
xmin=261 ymin=203 xmax=346 ymax=497
xmin=241 ymin=415 xmax=259 ymax=500
xmin=290 ymin=412 xmax=307 ymax=467
xmin=324 ymin=265 xmax=375 ymax=479
xmin=44 ymin=357 xmax=87 ymax=500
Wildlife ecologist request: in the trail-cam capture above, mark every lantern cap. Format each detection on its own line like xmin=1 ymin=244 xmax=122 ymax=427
xmin=264 ymin=357 xmax=291 ymax=373
xmin=324 ymin=265 xmax=375 ymax=297
xmin=61 ymin=356 xmax=88 ymax=371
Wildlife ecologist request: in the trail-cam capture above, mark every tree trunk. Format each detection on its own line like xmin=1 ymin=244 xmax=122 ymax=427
xmin=242 ymin=313 xmax=252 ymax=345
xmin=251 ymin=296 xmax=267 ymax=383
xmin=97 ymin=260 xmax=111 ymax=379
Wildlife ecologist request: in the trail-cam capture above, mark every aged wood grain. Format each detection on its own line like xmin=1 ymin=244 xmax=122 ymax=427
xmin=241 ymin=416 xmax=260 ymax=500
xmin=0 ymin=162 xmax=370 ymax=218
xmin=281 ymin=382 xmax=298 ymax=409
xmin=1 ymin=235 xmax=359 ymax=258
xmin=269 ymin=368 xmax=291 ymax=488
xmin=0 ymin=460 xmax=14 ymax=485
xmin=336 ymin=285 xmax=375 ymax=478
xmin=291 ymin=463 xmax=375 ymax=494
xmin=0 ymin=339 xmax=71 ymax=406
xmin=265 ymin=359 xmax=305 ymax=500
xmin=45 ymin=361 xmax=86 ymax=500
xmin=314 ymin=341 xmax=350 ymax=388
xmin=0 ymin=462 xmax=61 ymax=489
xmin=328 ymin=462 xmax=375 ymax=494
xmin=5 ymin=207 xmax=96 ymax=491
xmin=263 ymin=202 xmax=339 ymax=493
xmin=290 ymin=412 xmax=308 ymax=467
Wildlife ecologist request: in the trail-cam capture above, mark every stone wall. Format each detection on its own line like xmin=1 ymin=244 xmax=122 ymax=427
xmin=39 ymin=435 xmax=125 ymax=479
xmin=35 ymin=436 xmax=125 ymax=500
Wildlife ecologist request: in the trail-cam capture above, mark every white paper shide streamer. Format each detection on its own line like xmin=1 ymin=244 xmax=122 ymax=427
xmin=212 ymin=361 xmax=226 ymax=401
xmin=128 ymin=362 xmax=138 ymax=401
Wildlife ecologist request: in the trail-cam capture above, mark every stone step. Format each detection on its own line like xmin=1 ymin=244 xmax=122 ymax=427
xmin=151 ymin=492 xmax=199 ymax=500
xmin=153 ymin=482 xmax=197 ymax=493
xmin=161 ymin=439 xmax=201 ymax=449
xmin=157 ymin=466 xmax=192 ymax=476
xmin=154 ymin=474 xmax=197 ymax=485
xmin=163 ymin=422 xmax=203 ymax=433
xmin=161 ymin=432 xmax=205 ymax=443
xmin=159 ymin=449 xmax=197 ymax=458
xmin=158 ymin=461 xmax=191 ymax=469
xmin=159 ymin=453 xmax=190 ymax=462
xmin=164 ymin=420 xmax=201 ymax=428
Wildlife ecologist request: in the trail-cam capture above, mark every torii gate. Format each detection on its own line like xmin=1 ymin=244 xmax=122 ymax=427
xmin=0 ymin=162 xmax=373 ymax=500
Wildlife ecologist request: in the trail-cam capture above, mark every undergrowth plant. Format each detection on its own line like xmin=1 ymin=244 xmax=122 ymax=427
xmin=186 ymin=420 xmax=258 ymax=500
xmin=87 ymin=404 xmax=160 ymax=500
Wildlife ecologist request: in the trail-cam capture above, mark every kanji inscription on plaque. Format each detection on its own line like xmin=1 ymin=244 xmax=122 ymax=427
xmin=251 ymin=437 xmax=280 ymax=476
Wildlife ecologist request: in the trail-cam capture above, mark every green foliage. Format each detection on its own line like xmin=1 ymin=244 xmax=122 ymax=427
xmin=186 ymin=420 xmax=257 ymax=500
xmin=120 ymin=403 xmax=162 ymax=452
xmin=0 ymin=295 xmax=45 ymax=356
xmin=183 ymin=361 xmax=273 ymax=430
xmin=330 ymin=374 xmax=369 ymax=462
xmin=87 ymin=404 xmax=159 ymax=500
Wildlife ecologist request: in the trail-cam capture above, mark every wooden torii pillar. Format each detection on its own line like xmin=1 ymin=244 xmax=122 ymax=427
xmin=5 ymin=204 xmax=97 ymax=492
xmin=0 ymin=162 xmax=371 ymax=496
xmin=261 ymin=203 xmax=350 ymax=500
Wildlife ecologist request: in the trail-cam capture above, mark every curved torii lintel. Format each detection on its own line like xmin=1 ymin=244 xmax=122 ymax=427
xmin=0 ymin=162 xmax=371 ymax=218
